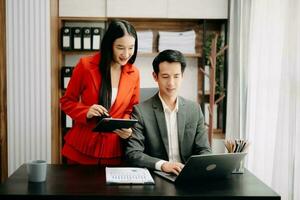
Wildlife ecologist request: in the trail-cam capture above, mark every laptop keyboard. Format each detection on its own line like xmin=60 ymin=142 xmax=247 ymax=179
xmin=154 ymin=171 xmax=178 ymax=182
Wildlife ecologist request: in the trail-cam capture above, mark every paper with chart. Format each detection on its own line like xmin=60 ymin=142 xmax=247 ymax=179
xmin=105 ymin=167 xmax=155 ymax=184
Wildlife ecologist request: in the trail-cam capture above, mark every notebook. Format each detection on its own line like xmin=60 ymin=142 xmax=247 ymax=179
xmin=154 ymin=153 xmax=247 ymax=184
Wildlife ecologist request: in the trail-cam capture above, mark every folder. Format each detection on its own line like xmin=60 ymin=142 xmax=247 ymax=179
xmin=91 ymin=27 xmax=102 ymax=50
xmin=61 ymin=66 xmax=74 ymax=90
xmin=82 ymin=27 xmax=92 ymax=50
xmin=61 ymin=27 xmax=72 ymax=51
xmin=72 ymin=27 xmax=82 ymax=50
xmin=61 ymin=112 xmax=73 ymax=128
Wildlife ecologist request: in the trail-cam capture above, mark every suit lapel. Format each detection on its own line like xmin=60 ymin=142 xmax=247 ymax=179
xmin=177 ymin=97 xmax=186 ymax=152
xmin=152 ymin=94 xmax=169 ymax=156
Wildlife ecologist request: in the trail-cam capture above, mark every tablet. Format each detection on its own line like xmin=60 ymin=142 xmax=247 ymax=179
xmin=92 ymin=118 xmax=138 ymax=132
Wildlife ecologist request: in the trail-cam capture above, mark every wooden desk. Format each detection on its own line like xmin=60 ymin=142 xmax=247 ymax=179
xmin=0 ymin=164 xmax=280 ymax=199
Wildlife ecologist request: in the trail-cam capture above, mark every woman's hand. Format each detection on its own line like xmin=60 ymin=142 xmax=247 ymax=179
xmin=87 ymin=104 xmax=109 ymax=119
xmin=113 ymin=128 xmax=133 ymax=139
xmin=161 ymin=162 xmax=184 ymax=176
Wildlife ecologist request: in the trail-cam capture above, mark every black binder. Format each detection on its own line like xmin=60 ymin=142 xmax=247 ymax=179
xmin=61 ymin=66 xmax=74 ymax=89
xmin=61 ymin=27 xmax=72 ymax=51
xmin=91 ymin=27 xmax=102 ymax=50
xmin=82 ymin=27 xmax=92 ymax=50
xmin=72 ymin=27 xmax=82 ymax=50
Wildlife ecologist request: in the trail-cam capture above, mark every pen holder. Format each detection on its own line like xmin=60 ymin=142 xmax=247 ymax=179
xmin=232 ymin=160 xmax=244 ymax=174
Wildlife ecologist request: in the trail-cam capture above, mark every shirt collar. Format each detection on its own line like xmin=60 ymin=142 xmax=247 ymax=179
xmin=158 ymin=92 xmax=179 ymax=113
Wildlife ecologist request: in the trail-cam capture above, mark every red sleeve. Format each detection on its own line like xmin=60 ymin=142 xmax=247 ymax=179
xmin=60 ymin=58 xmax=90 ymax=124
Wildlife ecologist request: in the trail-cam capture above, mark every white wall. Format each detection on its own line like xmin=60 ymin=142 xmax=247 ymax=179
xmin=6 ymin=0 xmax=51 ymax=175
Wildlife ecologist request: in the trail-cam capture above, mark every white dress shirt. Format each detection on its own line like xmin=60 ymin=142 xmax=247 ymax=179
xmin=155 ymin=93 xmax=182 ymax=171
xmin=111 ymin=88 xmax=118 ymax=106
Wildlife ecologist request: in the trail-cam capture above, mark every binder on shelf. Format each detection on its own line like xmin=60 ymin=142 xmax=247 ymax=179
xmin=61 ymin=66 xmax=74 ymax=90
xmin=82 ymin=27 xmax=92 ymax=50
xmin=61 ymin=112 xmax=73 ymax=128
xmin=66 ymin=115 xmax=73 ymax=128
xmin=91 ymin=27 xmax=102 ymax=50
xmin=61 ymin=27 xmax=72 ymax=51
xmin=72 ymin=27 xmax=82 ymax=50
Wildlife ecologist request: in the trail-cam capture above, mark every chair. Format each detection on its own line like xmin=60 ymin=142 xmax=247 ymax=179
xmin=140 ymin=87 xmax=158 ymax=102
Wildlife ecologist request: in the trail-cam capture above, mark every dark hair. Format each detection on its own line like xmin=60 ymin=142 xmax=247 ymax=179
xmin=152 ymin=49 xmax=186 ymax=75
xmin=98 ymin=19 xmax=138 ymax=109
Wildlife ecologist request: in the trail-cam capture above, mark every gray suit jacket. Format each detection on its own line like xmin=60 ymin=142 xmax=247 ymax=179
xmin=125 ymin=93 xmax=211 ymax=170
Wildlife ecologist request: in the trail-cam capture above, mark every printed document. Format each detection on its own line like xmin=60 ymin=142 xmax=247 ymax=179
xmin=105 ymin=167 xmax=155 ymax=185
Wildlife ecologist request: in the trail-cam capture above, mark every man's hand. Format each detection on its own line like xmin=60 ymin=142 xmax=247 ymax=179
xmin=161 ymin=162 xmax=184 ymax=175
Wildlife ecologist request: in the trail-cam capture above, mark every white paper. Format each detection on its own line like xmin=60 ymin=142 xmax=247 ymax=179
xmin=137 ymin=31 xmax=153 ymax=53
xmin=158 ymin=30 xmax=196 ymax=54
xmin=105 ymin=167 xmax=155 ymax=184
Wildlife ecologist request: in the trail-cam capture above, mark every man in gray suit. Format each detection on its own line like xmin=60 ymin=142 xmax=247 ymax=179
xmin=126 ymin=49 xmax=211 ymax=175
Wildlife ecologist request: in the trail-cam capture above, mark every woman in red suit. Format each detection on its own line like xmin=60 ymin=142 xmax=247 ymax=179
xmin=60 ymin=19 xmax=140 ymax=165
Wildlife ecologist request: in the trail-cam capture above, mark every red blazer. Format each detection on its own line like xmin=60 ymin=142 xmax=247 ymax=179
xmin=60 ymin=53 xmax=140 ymax=163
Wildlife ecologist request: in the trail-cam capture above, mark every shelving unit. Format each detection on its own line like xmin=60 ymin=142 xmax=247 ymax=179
xmin=52 ymin=15 xmax=228 ymax=163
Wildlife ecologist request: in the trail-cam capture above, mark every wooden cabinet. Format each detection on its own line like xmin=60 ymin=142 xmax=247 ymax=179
xmin=107 ymin=0 xmax=168 ymax=18
xmin=167 ymin=0 xmax=228 ymax=19
xmin=106 ymin=0 xmax=228 ymax=19
xmin=59 ymin=0 xmax=106 ymax=17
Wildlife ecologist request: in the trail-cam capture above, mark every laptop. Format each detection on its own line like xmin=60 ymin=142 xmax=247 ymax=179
xmin=154 ymin=153 xmax=247 ymax=184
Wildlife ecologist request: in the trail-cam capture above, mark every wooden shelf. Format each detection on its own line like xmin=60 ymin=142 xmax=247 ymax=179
xmin=59 ymin=17 xmax=107 ymax=22
xmin=213 ymin=129 xmax=225 ymax=139
xmin=62 ymin=50 xmax=99 ymax=55
xmin=138 ymin=52 xmax=201 ymax=58
xmin=62 ymin=51 xmax=202 ymax=58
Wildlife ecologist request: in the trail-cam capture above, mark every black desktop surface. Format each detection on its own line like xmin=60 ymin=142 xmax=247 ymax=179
xmin=0 ymin=164 xmax=280 ymax=200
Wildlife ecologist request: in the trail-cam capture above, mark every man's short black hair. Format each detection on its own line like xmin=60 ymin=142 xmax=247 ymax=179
xmin=152 ymin=49 xmax=186 ymax=75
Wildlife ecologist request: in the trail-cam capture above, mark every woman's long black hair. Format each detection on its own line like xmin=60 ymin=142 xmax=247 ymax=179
xmin=98 ymin=19 xmax=138 ymax=110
